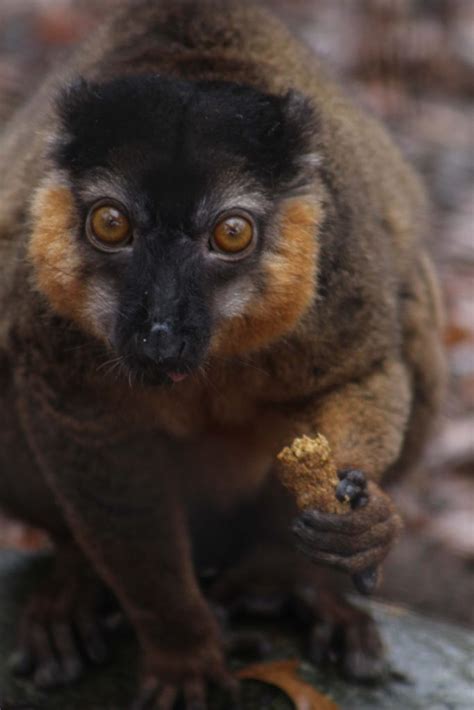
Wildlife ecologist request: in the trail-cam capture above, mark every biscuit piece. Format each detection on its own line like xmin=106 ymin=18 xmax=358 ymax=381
xmin=277 ymin=434 xmax=348 ymax=514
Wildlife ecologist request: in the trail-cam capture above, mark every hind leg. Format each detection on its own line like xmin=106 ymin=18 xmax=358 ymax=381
xmin=210 ymin=542 xmax=386 ymax=681
xmin=1 ymin=385 xmax=117 ymax=687
xmin=387 ymin=252 xmax=447 ymax=481
xmin=208 ymin=475 xmax=387 ymax=681
xmin=10 ymin=540 xmax=118 ymax=689
xmin=289 ymin=566 xmax=387 ymax=681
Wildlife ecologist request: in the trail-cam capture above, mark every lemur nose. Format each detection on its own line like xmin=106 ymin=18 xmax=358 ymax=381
xmin=151 ymin=320 xmax=171 ymax=336
xmin=143 ymin=320 xmax=186 ymax=364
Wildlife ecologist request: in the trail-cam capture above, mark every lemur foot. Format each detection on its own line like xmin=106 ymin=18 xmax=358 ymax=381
xmin=289 ymin=585 xmax=388 ymax=681
xmin=293 ymin=477 xmax=402 ymax=594
xmin=209 ymin=552 xmax=387 ymax=682
xmin=130 ymin=646 xmax=239 ymax=710
xmin=9 ymin=544 xmax=119 ymax=689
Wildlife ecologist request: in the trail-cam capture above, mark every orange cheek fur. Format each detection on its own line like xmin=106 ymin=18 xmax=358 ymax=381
xmin=28 ymin=185 xmax=91 ymax=329
xmin=211 ymin=198 xmax=321 ymax=357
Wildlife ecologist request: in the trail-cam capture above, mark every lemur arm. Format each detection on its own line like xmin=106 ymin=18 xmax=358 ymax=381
xmin=16 ymin=376 xmax=230 ymax=703
xmin=290 ymin=359 xmax=408 ymax=592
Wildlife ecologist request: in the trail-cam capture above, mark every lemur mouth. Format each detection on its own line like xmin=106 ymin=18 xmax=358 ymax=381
xmin=167 ymin=371 xmax=189 ymax=384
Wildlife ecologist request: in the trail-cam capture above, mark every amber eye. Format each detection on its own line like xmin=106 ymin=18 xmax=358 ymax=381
xmin=211 ymin=215 xmax=254 ymax=255
xmin=87 ymin=202 xmax=132 ymax=251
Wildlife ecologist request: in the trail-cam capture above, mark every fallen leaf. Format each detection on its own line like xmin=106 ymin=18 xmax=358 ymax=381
xmin=0 ymin=514 xmax=50 ymax=551
xmin=444 ymin=324 xmax=473 ymax=347
xmin=237 ymin=659 xmax=340 ymax=710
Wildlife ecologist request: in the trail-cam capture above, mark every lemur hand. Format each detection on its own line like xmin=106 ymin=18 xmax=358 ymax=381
xmin=292 ymin=473 xmax=402 ymax=595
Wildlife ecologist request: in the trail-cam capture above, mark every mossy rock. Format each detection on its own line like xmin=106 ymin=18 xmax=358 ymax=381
xmin=0 ymin=551 xmax=472 ymax=709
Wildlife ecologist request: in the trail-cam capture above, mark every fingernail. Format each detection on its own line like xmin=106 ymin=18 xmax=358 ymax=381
xmin=352 ymin=494 xmax=369 ymax=510
xmin=353 ymin=567 xmax=380 ymax=595
xmin=9 ymin=650 xmax=34 ymax=676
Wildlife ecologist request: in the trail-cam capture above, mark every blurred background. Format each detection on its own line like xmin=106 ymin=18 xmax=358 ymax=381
xmin=0 ymin=0 xmax=473 ymax=628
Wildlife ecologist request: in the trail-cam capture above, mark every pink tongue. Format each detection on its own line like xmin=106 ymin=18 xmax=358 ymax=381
xmin=167 ymin=372 xmax=189 ymax=383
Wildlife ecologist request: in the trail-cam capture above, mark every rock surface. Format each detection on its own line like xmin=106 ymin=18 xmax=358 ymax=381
xmin=0 ymin=552 xmax=472 ymax=710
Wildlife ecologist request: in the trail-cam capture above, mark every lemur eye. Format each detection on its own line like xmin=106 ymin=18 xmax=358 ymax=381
xmin=211 ymin=215 xmax=254 ymax=255
xmin=87 ymin=201 xmax=132 ymax=251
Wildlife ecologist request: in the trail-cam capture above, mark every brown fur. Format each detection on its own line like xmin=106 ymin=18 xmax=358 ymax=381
xmin=28 ymin=186 xmax=86 ymax=325
xmin=28 ymin=184 xmax=120 ymax=343
xmin=211 ymin=198 xmax=321 ymax=356
xmin=0 ymin=0 xmax=446 ymax=704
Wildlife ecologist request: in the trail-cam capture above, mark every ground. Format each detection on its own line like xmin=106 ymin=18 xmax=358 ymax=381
xmin=0 ymin=550 xmax=473 ymax=709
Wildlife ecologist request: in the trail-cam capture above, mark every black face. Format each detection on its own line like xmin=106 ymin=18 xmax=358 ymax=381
xmin=54 ymin=75 xmax=316 ymax=384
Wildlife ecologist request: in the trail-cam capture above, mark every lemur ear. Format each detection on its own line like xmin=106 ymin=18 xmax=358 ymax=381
xmin=56 ymin=77 xmax=95 ymax=132
xmin=281 ymin=90 xmax=317 ymax=134
xmin=53 ymin=77 xmax=101 ymax=169
xmin=276 ymin=90 xmax=321 ymax=188
xmin=53 ymin=76 xmax=144 ymax=171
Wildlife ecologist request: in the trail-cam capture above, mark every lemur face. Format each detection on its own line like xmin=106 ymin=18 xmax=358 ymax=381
xmin=29 ymin=76 xmax=322 ymax=385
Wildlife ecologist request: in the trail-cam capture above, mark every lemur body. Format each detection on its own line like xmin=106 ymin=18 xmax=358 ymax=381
xmin=0 ymin=1 xmax=445 ymax=706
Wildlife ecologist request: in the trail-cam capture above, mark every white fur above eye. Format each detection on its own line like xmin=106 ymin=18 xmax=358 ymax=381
xmin=78 ymin=172 xmax=130 ymax=208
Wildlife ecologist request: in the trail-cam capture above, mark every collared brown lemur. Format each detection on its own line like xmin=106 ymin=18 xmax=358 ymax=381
xmin=0 ymin=1 xmax=445 ymax=708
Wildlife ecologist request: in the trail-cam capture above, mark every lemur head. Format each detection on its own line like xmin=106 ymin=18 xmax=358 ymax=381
xmin=29 ymin=75 xmax=323 ymax=385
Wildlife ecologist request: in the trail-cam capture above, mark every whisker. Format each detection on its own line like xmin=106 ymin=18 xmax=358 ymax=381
xmin=96 ymin=355 xmax=124 ymax=374
xmin=209 ymin=352 xmax=270 ymax=378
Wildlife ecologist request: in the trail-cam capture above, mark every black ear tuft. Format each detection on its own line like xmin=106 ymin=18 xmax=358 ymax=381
xmin=281 ymin=90 xmax=317 ymax=135
xmin=269 ymin=89 xmax=321 ymax=192
xmin=53 ymin=76 xmax=104 ymax=170
xmin=56 ymin=77 xmax=96 ymax=134
xmin=53 ymin=75 xmax=154 ymax=172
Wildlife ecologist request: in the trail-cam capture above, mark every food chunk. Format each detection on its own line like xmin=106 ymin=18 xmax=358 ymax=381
xmin=277 ymin=434 xmax=348 ymax=514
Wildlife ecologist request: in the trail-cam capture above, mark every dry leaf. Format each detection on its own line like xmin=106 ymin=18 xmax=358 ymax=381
xmin=444 ymin=324 xmax=473 ymax=347
xmin=237 ymin=659 xmax=340 ymax=710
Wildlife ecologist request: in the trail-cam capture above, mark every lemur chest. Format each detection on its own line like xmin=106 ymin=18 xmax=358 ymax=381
xmin=146 ymin=378 xmax=265 ymax=436
xmin=125 ymin=373 xmax=294 ymax=506
xmin=133 ymin=348 xmax=315 ymax=438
